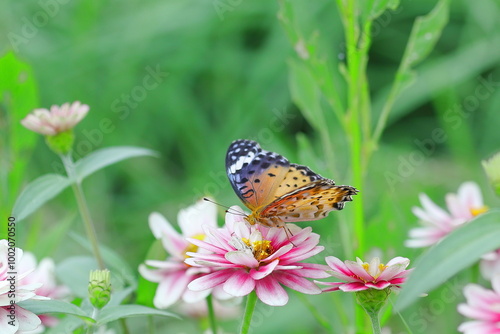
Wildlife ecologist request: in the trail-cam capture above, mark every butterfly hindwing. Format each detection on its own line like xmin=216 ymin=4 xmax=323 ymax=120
xmin=261 ymin=181 xmax=357 ymax=222
xmin=226 ymin=140 xmax=289 ymax=210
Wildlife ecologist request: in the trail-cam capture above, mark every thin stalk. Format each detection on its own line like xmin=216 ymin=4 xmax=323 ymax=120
xmin=240 ymin=291 xmax=258 ymax=334
xmin=60 ymin=154 xmax=105 ymax=269
xmin=206 ymin=294 xmax=218 ymax=334
xmin=367 ymin=309 xmax=381 ymax=334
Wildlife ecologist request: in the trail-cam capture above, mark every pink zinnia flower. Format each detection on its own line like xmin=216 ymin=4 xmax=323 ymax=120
xmin=139 ymin=199 xmax=223 ymax=309
xmin=185 ymin=207 xmax=329 ymax=306
xmin=0 ymin=240 xmax=49 ymax=334
xmin=317 ymin=256 xmax=412 ymax=292
xmin=406 ymin=182 xmax=488 ymax=248
xmin=21 ymin=101 xmax=89 ymax=136
xmin=18 ymin=253 xmax=70 ymax=331
xmin=457 ymin=276 xmax=500 ymax=333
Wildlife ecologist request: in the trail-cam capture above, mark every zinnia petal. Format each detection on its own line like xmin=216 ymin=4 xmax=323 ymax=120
xmin=223 ymin=271 xmax=256 ymax=297
xmin=255 ymin=275 xmax=288 ymax=306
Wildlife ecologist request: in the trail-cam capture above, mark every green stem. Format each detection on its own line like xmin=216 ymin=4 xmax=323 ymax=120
xmin=206 ymin=294 xmax=218 ymax=334
xmin=342 ymin=0 xmax=366 ymax=258
xmin=60 ymin=154 xmax=105 ymax=269
xmin=367 ymin=309 xmax=382 ymax=334
xmin=240 ymin=291 xmax=258 ymax=334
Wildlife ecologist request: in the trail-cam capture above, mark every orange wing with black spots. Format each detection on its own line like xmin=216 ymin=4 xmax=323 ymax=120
xmin=226 ymin=139 xmax=358 ymax=227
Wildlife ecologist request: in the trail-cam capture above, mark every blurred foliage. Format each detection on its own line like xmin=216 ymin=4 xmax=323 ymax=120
xmin=2 ymin=0 xmax=500 ymax=332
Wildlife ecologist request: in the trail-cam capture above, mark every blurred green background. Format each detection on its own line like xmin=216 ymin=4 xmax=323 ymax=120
xmin=2 ymin=0 xmax=500 ymax=333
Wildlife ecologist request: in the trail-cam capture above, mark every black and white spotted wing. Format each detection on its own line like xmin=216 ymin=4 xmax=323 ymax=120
xmin=225 ymin=139 xmax=290 ymax=210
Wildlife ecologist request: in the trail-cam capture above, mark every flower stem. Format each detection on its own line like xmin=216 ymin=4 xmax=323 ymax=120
xmin=240 ymin=291 xmax=258 ymax=334
xmin=367 ymin=309 xmax=382 ymax=334
xmin=60 ymin=154 xmax=105 ymax=269
xmin=206 ymin=294 xmax=218 ymax=334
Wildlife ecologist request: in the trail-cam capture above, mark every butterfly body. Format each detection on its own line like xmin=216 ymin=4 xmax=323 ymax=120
xmin=226 ymin=139 xmax=358 ymax=227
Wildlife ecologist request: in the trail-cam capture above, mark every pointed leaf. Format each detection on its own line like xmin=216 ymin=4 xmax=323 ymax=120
xmin=18 ymin=300 xmax=94 ymax=323
xmin=96 ymin=304 xmax=178 ymax=325
xmin=397 ymin=0 xmax=449 ymax=90
xmin=396 ymin=209 xmax=500 ymax=311
xmin=75 ymin=146 xmax=158 ymax=181
xmin=11 ymin=174 xmax=71 ymax=222
xmin=363 ymin=0 xmax=400 ymax=22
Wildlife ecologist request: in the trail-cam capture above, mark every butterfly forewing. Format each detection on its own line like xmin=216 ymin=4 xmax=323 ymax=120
xmin=270 ymin=163 xmax=325 ymax=199
xmin=226 ymin=140 xmax=289 ymax=210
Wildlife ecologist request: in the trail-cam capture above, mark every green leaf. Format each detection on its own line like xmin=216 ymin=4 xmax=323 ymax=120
xmin=0 ymin=52 xmax=39 ymax=220
xmin=56 ymin=256 xmax=97 ymax=298
xmin=396 ymin=209 xmax=500 ymax=311
xmin=18 ymin=299 xmax=94 ymax=323
xmin=397 ymin=0 xmax=450 ymax=90
xmin=75 ymin=146 xmax=158 ymax=182
xmin=96 ymin=304 xmax=178 ymax=325
xmin=11 ymin=174 xmax=71 ymax=222
xmin=45 ymin=316 xmax=86 ymax=334
xmin=363 ymin=0 xmax=400 ymax=22
xmin=373 ymin=33 xmax=500 ymax=125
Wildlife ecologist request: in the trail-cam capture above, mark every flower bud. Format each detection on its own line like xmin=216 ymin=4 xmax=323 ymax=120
xmin=88 ymin=269 xmax=111 ymax=309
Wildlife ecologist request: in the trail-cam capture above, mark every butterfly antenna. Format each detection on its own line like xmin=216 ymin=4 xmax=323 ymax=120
xmin=203 ymin=198 xmax=247 ymax=217
xmin=283 ymin=224 xmax=296 ymax=247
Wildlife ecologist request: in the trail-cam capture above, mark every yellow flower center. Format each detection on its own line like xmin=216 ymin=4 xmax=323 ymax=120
xmin=470 ymin=205 xmax=488 ymax=217
xmin=242 ymin=238 xmax=273 ymax=261
xmin=184 ymin=234 xmax=206 ymax=258
xmin=361 ymin=262 xmax=387 ymax=280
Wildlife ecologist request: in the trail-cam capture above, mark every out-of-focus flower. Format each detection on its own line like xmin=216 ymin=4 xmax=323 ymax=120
xmin=18 ymin=253 xmax=70 ymax=331
xmin=316 ymin=256 xmax=411 ymax=293
xmin=457 ymin=275 xmax=500 ymax=333
xmin=481 ymin=250 xmax=500 ymax=281
xmin=0 ymin=240 xmax=49 ymax=334
xmin=186 ymin=207 xmax=329 ymax=307
xmin=89 ymin=270 xmax=111 ymax=309
xmin=21 ymin=101 xmax=89 ymax=136
xmin=483 ymin=152 xmax=500 ymax=196
xmin=406 ymin=182 xmax=488 ymax=248
xmin=139 ymin=199 xmax=221 ymax=309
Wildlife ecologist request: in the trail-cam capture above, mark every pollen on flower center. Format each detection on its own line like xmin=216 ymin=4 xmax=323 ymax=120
xmin=242 ymin=238 xmax=273 ymax=261
xmin=361 ymin=262 xmax=387 ymax=280
xmin=184 ymin=234 xmax=206 ymax=258
xmin=470 ymin=205 xmax=488 ymax=217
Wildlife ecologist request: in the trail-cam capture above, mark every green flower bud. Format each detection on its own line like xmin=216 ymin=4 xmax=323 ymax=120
xmin=482 ymin=152 xmax=500 ymax=196
xmin=45 ymin=130 xmax=74 ymax=155
xmin=88 ymin=269 xmax=111 ymax=309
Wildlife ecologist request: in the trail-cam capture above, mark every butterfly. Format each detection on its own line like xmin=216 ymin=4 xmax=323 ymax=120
xmin=226 ymin=139 xmax=358 ymax=227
